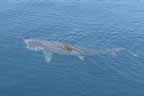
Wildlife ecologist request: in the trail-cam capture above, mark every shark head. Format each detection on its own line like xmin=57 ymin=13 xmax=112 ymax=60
xmin=24 ymin=39 xmax=44 ymax=51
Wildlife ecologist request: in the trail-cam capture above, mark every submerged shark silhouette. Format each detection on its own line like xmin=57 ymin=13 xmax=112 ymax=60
xmin=24 ymin=39 xmax=125 ymax=63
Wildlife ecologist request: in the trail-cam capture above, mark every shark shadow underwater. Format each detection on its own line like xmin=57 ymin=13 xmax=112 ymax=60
xmin=24 ymin=39 xmax=125 ymax=63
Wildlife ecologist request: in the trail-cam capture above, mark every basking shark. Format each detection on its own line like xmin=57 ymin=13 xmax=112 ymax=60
xmin=24 ymin=39 xmax=125 ymax=63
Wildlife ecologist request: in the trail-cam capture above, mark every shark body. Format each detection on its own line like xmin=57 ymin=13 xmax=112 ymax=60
xmin=24 ymin=39 xmax=125 ymax=63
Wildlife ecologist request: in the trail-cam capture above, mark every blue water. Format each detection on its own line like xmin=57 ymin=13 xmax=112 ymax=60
xmin=1 ymin=0 xmax=144 ymax=96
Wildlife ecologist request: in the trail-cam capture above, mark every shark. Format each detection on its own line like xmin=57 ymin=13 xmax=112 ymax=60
xmin=24 ymin=39 xmax=125 ymax=63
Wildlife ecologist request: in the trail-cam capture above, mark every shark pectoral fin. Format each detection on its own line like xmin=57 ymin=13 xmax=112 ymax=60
xmin=43 ymin=52 xmax=53 ymax=63
xmin=78 ymin=56 xmax=85 ymax=61
xmin=111 ymin=52 xmax=117 ymax=56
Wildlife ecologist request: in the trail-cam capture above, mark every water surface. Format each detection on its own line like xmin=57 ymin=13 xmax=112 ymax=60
xmin=0 ymin=0 xmax=144 ymax=96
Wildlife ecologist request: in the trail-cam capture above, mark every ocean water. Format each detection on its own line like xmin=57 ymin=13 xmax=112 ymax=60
xmin=0 ymin=0 xmax=144 ymax=96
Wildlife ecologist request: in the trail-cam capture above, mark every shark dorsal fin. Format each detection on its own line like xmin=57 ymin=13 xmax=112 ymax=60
xmin=63 ymin=43 xmax=72 ymax=54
